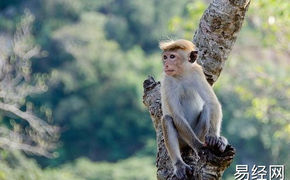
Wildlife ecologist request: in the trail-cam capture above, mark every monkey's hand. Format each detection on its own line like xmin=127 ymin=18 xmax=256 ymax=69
xmin=173 ymin=160 xmax=192 ymax=180
xmin=205 ymin=135 xmax=227 ymax=153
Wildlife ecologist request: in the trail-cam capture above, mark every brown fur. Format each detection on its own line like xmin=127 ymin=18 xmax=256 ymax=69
xmin=159 ymin=39 xmax=196 ymax=52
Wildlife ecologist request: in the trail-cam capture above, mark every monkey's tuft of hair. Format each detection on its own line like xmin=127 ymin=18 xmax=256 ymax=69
xmin=159 ymin=39 xmax=196 ymax=52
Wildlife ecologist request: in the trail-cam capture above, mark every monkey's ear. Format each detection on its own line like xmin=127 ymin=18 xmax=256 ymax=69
xmin=189 ymin=50 xmax=198 ymax=63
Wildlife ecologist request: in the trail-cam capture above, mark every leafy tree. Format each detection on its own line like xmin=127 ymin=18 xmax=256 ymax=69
xmin=1 ymin=2 xmax=288 ymax=178
xmin=33 ymin=12 xmax=161 ymax=165
xmin=0 ymin=150 xmax=156 ymax=180
xmin=102 ymin=0 xmax=189 ymax=52
xmin=216 ymin=51 xmax=290 ymax=178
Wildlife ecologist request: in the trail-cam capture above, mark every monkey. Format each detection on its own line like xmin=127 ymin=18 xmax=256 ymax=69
xmin=160 ymin=39 xmax=228 ymax=179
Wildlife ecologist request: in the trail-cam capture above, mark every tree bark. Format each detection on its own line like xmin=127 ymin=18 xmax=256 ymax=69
xmin=194 ymin=0 xmax=251 ymax=85
xmin=143 ymin=0 xmax=251 ymax=179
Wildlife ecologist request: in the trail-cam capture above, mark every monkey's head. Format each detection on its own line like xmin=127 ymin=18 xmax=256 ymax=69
xmin=159 ymin=39 xmax=198 ymax=77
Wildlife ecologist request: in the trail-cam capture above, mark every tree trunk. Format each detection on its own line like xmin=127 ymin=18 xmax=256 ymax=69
xmin=143 ymin=0 xmax=251 ymax=179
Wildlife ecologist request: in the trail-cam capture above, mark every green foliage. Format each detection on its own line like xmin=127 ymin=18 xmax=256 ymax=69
xmin=0 ymin=151 xmax=156 ymax=180
xmin=31 ymin=12 xmax=161 ymax=165
xmin=0 ymin=151 xmax=43 ymax=180
xmin=246 ymin=0 xmax=290 ymax=50
xmin=49 ymin=156 xmax=156 ymax=180
xmin=0 ymin=0 xmax=289 ymax=179
xmin=215 ymin=51 xmax=290 ymax=178
xmin=170 ymin=0 xmax=290 ymax=51
xmin=169 ymin=0 xmax=207 ymax=39
xmin=0 ymin=0 xmax=22 ymax=10
xmin=102 ymin=0 xmax=188 ymax=52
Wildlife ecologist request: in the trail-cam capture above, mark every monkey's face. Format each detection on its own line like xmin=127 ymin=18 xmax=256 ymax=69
xmin=162 ymin=50 xmax=185 ymax=77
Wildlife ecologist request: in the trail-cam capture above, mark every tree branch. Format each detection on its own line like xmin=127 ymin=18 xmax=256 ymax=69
xmin=143 ymin=0 xmax=251 ymax=179
xmin=194 ymin=0 xmax=250 ymax=85
xmin=0 ymin=11 xmax=58 ymax=157
xmin=0 ymin=102 xmax=57 ymax=136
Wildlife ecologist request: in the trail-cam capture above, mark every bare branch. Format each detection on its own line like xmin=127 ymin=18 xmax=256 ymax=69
xmin=0 ymin=137 xmax=53 ymax=158
xmin=0 ymin=10 xmax=58 ymax=157
xmin=0 ymin=102 xmax=58 ymax=136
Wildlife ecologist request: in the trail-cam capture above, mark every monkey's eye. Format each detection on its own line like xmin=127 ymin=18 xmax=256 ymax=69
xmin=170 ymin=55 xmax=175 ymax=59
xmin=163 ymin=55 xmax=167 ymax=60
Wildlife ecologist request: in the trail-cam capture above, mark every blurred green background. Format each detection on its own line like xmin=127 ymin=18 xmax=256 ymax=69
xmin=0 ymin=0 xmax=289 ymax=179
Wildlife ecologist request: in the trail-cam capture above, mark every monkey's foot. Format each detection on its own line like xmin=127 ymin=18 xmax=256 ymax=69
xmin=205 ymin=135 xmax=226 ymax=153
xmin=200 ymin=144 xmax=235 ymax=168
xmin=173 ymin=161 xmax=193 ymax=180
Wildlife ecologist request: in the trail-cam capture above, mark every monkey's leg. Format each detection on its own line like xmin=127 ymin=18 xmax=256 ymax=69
xmin=162 ymin=115 xmax=192 ymax=179
xmin=171 ymin=114 xmax=204 ymax=151
xmin=165 ymin=93 xmax=204 ymax=150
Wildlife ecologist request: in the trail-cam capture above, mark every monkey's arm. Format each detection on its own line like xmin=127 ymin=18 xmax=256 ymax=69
xmin=193 ymin=104 xmax=210 ymax=141
xmin=192 ymin=72 xmax=222 ymax=136
xmin=165 ymin=94 xmax=204 ymax=149
xmin=192 ymin=71 xmax=228 ymax=151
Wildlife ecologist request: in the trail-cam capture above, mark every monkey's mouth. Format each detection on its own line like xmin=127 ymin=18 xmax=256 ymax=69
xmin=165 ymin=69 xmax=175 ymax=73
